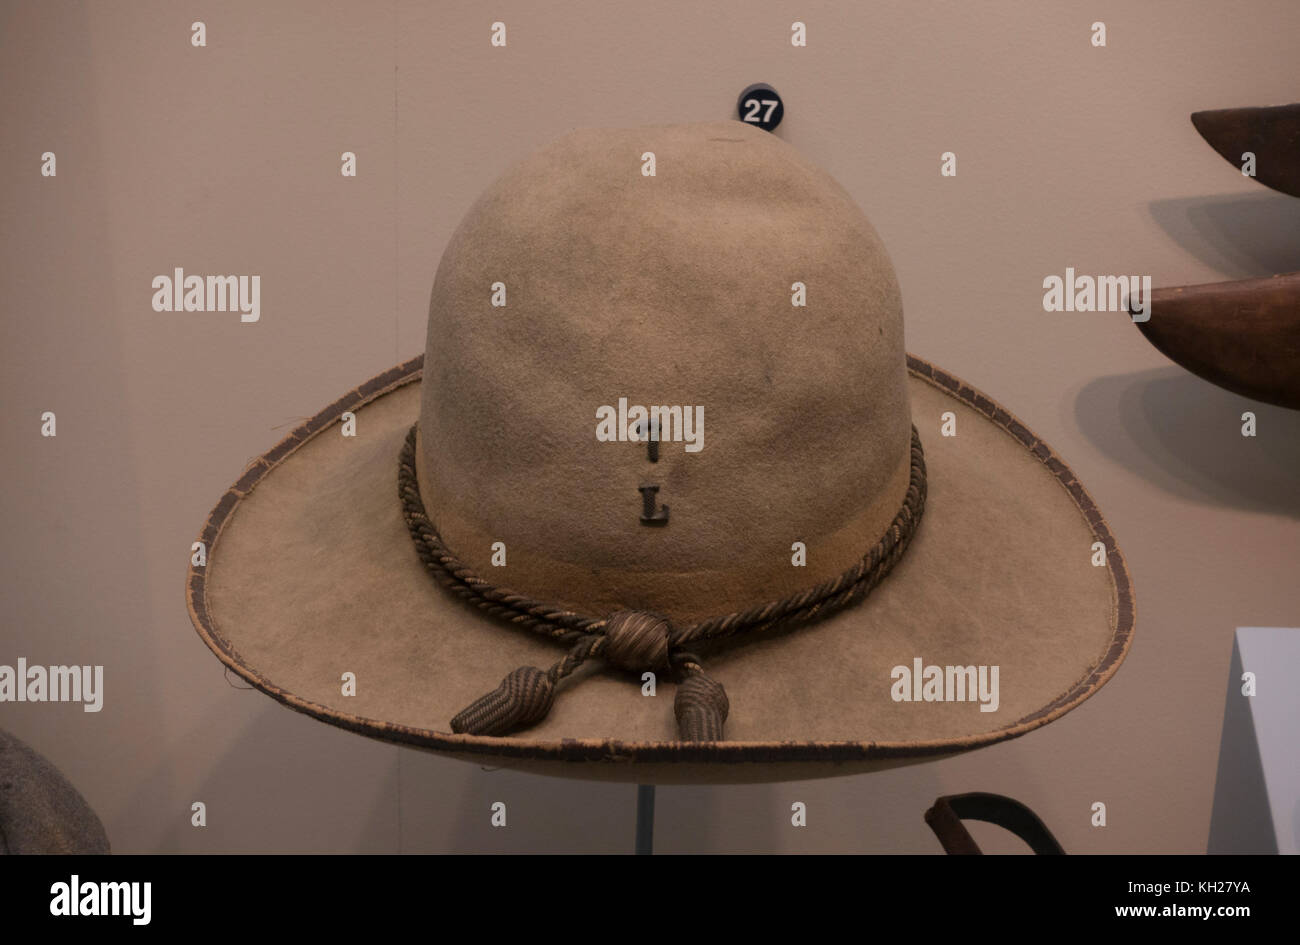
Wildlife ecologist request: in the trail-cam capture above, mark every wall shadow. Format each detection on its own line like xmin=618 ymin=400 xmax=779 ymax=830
xmin=1074 ymin=369 xmax=1300 ymax=518
xmin=1147 ymin=193 xmax=1300 ymax=279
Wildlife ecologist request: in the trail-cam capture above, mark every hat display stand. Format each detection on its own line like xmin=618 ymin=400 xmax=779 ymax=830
xmin=635 ymin=784 xmax=655 ymax=855
xmin=623 ymin=784 xmax=1067 ymax=855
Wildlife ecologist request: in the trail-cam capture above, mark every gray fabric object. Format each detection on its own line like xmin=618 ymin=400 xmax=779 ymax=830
xmin=0 ymin=729 xmax=110 ymax=854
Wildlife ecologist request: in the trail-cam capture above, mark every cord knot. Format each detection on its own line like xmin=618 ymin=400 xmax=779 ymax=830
xmin=602 ymin=610 xmax=671 ymax=671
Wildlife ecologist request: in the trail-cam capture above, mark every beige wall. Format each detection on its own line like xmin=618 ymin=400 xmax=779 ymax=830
xmin=2 ymin=0 xmax=1297 ymax=852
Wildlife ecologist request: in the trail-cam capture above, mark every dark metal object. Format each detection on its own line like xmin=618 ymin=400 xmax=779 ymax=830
xmin=924 ymin=792 xmax=1065 ymax=855
xmin=635 ymin=784 xmax=655 ymax=855
xmin=1191 ymin=104 xmax=1300 ymax=198
xmin=1130 ymin=271 xmax=1300 ymax=410
xmin=638 ymin=484 xmax=669 ymax=525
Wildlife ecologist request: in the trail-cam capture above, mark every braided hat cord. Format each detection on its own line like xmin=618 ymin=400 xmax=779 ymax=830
xmin=398 ymin=424 xmax=927 ymax=741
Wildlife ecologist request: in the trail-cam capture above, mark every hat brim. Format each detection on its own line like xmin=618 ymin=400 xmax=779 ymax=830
xmin=188 ymin=355 xmax=1133 ymax=784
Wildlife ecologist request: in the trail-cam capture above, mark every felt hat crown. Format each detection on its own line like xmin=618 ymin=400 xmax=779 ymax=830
xmin=190 ymin=120 xmax=1133 ymax=781
xmin=416 ymin=123 xmax=913 ymax=622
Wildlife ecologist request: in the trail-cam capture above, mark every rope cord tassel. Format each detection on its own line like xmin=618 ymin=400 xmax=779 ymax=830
xmin=450 ymin=633 xmax=602 ymax=736
xmin=450 ymin=665 xmax=555 ymax=736
xmin=672 ymin=656 xmax=729 ymax=741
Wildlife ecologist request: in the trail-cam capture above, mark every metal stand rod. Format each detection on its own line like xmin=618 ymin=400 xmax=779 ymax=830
xmin=635 ymin=784 xmax=656 ymax=855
